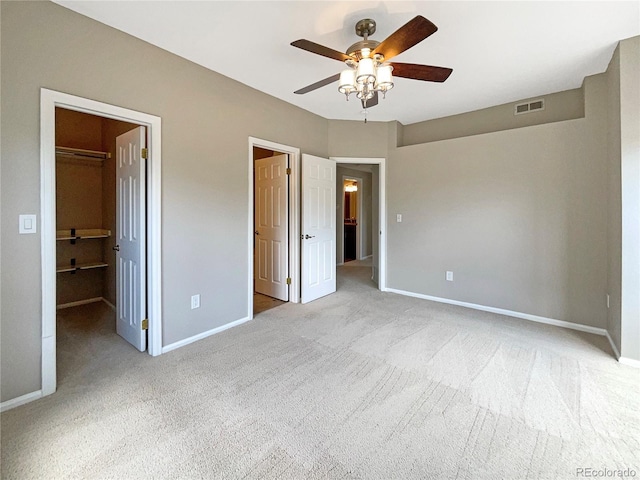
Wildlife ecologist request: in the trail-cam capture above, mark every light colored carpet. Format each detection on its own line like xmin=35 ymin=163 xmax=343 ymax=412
xmin=342 ymin=257 xmax=373 ymax=267
xmin=2 ymin=267 xmax=639 ymax=479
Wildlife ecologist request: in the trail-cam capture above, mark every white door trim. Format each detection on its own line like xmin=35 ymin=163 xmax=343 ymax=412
xmin=248 ymin=138 xmax=301 ymax=318
xmin=340 ymin=174 xmax=364 ymax=264
xmin=40 ymin=88 xmax=163 ymax=398
xmin=331 ymin=157 xmax=387 ymax=291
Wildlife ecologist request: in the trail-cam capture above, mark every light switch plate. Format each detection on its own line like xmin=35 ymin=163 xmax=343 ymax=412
xmin=396 ymin=214 xmax=402 ymax=223
xmin=19 ymin=214 xmax=37 ymax=234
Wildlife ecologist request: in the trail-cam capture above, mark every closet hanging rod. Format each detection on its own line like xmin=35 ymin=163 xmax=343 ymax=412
xmin=55 ymin=146 xmax=110 ymax=160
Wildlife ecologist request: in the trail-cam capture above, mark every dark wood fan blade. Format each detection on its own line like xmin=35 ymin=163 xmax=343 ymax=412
xmin=390 ymin=63 xmax=453 ymax=82
xmin=294 ymin=73 xmax=341 ymax=94
xmin=361 ymin=91 xmax=379 ymax=109
xmin=291 ymin=39 xmax=351 ymax=62
xmin=372 ymin=16 xmax=438 ymax=60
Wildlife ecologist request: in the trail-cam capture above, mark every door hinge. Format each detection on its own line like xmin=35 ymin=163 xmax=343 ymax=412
xmin=286 ymin=168 xmax=291 ymax=175
xmin=141 ymin=148 xmax=148 ymax=159
xmin=286 ymin=277 xmax=292 ymax=285
xmin=141 ymin=319 xmax=149 ymax=330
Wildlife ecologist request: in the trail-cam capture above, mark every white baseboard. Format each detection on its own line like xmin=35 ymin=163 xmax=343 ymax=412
xmin=102 ymin=298 xmax=116 ymax=310
xmin=619 ymin=357 xmax=640 ymax=368
xmin=385 ymin=288 xmax=607 ymax=337
xmin=162 ymin=316 xmax=251 ymax=354
xmin=1 ymin=390 xmax=42 ymax=413
xmin=56 ymin=297 xmax=103 ymax=310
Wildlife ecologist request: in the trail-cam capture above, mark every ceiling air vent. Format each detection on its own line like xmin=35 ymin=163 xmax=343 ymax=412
xmin=514 ymin=99 xmax=545 ymax=115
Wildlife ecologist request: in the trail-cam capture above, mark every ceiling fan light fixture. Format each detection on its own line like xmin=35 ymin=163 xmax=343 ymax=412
xmin=356 ymin=58 xmax=376 ymax=85
xmin=291 ymin=15 xmax=452 ymax=119
xmin=338 ymin=69 xmax=357 ymax=97
xmin=375 ymin=64 xmax=394 ymax=94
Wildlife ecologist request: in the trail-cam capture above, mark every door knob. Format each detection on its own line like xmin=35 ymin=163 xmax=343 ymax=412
xmin=304 ymin=234 xmax=315 ymax=239
xmin=112 ymin=245 xmax=120 ymax=251
xmin=254 ymin=230 xmax=260 ymax=235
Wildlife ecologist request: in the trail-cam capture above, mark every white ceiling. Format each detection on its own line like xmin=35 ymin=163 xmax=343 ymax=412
xmin=54 ymin=1 xmax=639 ymax=125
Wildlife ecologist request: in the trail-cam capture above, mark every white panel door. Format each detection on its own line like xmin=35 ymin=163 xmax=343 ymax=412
xmin=115 ymin=127 xmax=146 ymax=351
xmin=301 ymin=154 xmax=336 ymax=303
xmin=254 ymin=154 xmax=289 ymax=301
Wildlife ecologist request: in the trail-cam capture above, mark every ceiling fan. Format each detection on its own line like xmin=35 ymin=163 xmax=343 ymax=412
xmin=291 ymin=16 xmax=453 ymax=112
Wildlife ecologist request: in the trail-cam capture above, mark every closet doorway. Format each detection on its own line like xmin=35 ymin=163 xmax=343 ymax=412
xmin=54 ymin=108 xmax=146 ymax=382
xmin=248 ymin=138 xmax=301 ymax=317
xmin=252 ymin=146 xmax=290 ymax=315
xmin=40 ymin=88 xmax=163 ymax=398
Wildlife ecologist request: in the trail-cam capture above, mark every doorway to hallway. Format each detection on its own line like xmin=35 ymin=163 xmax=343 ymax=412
xmin=336 ymin=161 xmax=380 ymax=287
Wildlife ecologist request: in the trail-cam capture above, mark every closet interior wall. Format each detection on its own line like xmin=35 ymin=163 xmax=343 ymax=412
xmin=55 ymin=108 xmax=138 ymax=308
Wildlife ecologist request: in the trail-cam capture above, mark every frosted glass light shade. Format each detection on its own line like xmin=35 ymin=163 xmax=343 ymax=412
xmin=338 ymin=69 xmax=356 ymax=94
xmin=356 ymin=58 xmax=376 ymax=85
xmin=376 ymin=64 xmax=394 ymax=91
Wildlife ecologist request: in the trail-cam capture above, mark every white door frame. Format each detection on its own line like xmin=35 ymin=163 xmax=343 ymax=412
xmin=248 ymin=137 xmax=300 ymax=318
xmin=40 ymin=88 xmax=163 ymax=398
xmin=340 ymin=174 xmax=364 ymax=264
xmin=331 ymin=157 xmax=387 ymax=291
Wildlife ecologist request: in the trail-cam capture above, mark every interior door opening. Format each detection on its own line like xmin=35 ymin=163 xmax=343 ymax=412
xmin=54 ymin=107 xmax=148 ymax=384
xmin=252 ymin=146 xmax=290 ymax=315
xmin=337 ymin=163 xmax=378 ymax=286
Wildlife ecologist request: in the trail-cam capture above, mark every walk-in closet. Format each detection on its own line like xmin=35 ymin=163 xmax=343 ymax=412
xmin=55 ymin=108 xmax=139 ymax=382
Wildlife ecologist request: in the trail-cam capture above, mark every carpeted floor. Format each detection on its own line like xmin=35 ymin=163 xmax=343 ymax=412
xmin=2 ymin=267 xmax=639 ymax=479
xmin=342 ymin=257 xmax=373 ymax=267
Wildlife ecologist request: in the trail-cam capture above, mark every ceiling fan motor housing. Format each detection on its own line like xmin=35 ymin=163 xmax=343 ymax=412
xmin=346 ymin=39 xmax=381 ymax=60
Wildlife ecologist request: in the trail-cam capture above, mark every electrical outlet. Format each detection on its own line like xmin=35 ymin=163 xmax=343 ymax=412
xmin=396 ymin=214 xmax=402 ymax=222
xmin=191 ymin=294 xmax=200 ymax=309
xmin=446 ymin=271 xmax=454 ymax=282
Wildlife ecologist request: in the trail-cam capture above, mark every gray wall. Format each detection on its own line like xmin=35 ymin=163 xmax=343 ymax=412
xmin=0 ymin=1 xmax=328 ymax=402
xmin=386 ymin=74 xmax=610 ymax=329
xmin=402 ymin=88 xmax=585 ymax=145
xmin=387 ymin=121 xmax=607 ymax=327
xmin=328 ymin=120 xmax=389 ymax=158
